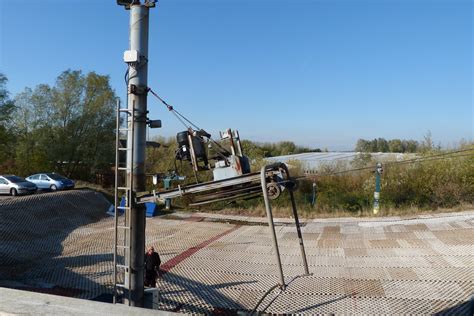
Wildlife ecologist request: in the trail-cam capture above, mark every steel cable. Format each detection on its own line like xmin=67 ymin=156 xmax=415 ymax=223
xmin=148 ymin=88 xmax=232 ymax=157
xmin=295 ymin=149 xmax=474 ymax=180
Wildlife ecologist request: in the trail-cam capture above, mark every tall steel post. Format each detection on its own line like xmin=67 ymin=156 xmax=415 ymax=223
xmin=260 ymin=166 xmax=285 ymax=289
xmin=373 ymin=162 xmax=382 ymax=215
xmin=123 ymin=1 xmax=154 ymax=307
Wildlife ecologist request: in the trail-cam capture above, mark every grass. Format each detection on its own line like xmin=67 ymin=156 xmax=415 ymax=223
xmin=75 ymin=181 xmax=114 ymax=203
xmin=76 ymin=180 xmax=473 ymax=220
xmin=77 ymin=146 xmax=474 ymax=219
xmin=194 ymin=200 xmax=474 ymax=219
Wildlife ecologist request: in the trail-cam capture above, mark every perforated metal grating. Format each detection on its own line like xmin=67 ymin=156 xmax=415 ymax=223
xmin=0 ymin=193 xmax=473 ymax=314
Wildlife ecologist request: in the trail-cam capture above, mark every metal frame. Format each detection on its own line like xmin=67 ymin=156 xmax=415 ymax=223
xmin=137 ymin=161 xmax=310 ymax=291
xmin=137 ymin=170 xmax=279 ymax=204
xmin=260 ymin=163 xmax=310 ymax=289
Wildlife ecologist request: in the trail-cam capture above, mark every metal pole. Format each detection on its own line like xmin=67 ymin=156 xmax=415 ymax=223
xmin=311 ymin=182 xmax=317 ymax=207
xmin=288 ymin=190 xmax=310 ymax=275
xmin=125 ymin=3 xmax=151 ymax=307
xmin=260 ymin=166 xmax=285 ymax=289
xmin=373 ymin=163 xmax=382 ymax=215
xmin=278 ymin=164 xmax=310 ymax=275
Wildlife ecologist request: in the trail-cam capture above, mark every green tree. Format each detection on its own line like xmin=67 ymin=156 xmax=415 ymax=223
xmin=356 ymin=138 xmax=421 ymax=153
xmin=11 ymin=70 xmax=117 ymax=178
xmin=377 ymin=138 xmax=389 ymax=152
xmin=351 ymin=152 xmax=373 ymax=168
xmin=388 ymin=139 xmax=403 ymax=152
xmin=240 ymin=139 xmax=265 ymax=159
xmin=420 ymin=131 xmax=434 ymax=153
xmin=355 ymin=139 xmax=371 ymax=152
xmin=12 ymin=88 xmax=44 ymax=174
xmin=0 ymin=73 xmax=16 ymax=171
xmin=402 ymin=140 xmax=419 ymax=153
xmin=369 ymin=139 xmax=378 ymax=152
xmin=277 ymin=141 xmax=297 ymax=156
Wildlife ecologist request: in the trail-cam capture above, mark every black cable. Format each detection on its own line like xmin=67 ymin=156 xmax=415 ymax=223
xmin=311 ymin=152 xmax=355 ymax=161
xmin=297 ymin=149 xmax=474 ymax=180
xmin=148 ymin=88 xmax=232 ymax=157
xmin=332 ymin=153 xmax=360 ymax=161
xmin=385 ymin=148 xmax=474 ymax=167
xmin=385 ymin=152 xmax=474 ymax=167
xmin=173 ymin=108 xmax=201 ymax=131
xmin=124 ymin=68 xmax=129 ymax=86
xmin=148 ymin=89 xmax=192 ymax=129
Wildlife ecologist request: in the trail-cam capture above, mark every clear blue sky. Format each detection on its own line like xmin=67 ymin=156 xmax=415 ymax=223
xmin=1 ymin=0 xmax=472 ymax=150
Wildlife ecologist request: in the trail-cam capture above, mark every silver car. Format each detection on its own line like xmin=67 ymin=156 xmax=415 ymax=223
xmin=0 ymin=175 xmax=38 ymax=196
xmin=26 ymin=173 xmax=75 ymax=191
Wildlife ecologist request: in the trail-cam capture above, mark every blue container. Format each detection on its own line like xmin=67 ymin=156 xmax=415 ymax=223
xmin=106 ymin=196 xmax=126 ymax=216
xmin=145 ymin=202 xmax=157 ymax=217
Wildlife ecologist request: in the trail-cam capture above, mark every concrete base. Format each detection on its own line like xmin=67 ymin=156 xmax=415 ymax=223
xmin=0 ymin=287 xmax=176 ymax=316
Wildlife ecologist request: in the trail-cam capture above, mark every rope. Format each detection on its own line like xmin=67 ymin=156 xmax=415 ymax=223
xmin=148 ymin=87 xmax=232 ymax=157
xmin=295 ymin=149 xmax=474 ymax=180
xmin=385 ymin=148 xmax=474 ymax=166
xmin=148 ymin=86 xmax=473 ymax=181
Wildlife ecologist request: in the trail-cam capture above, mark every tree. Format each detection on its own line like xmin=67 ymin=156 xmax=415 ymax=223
xmin=420 ymin=131 xmax=434 ymax=153
xmin=388 ymin=139 xmax=403 ymax=153
xmin=11 ymin=70 xmax=117 ymax=178
xmin=377 ymin=138 xmax=389 ymax=152
xmin=355 ymin=139 xmax=371 ymax=152
xmin=351 ymin=152 xmax=373 ymax=168
xmin=402 ymin=140 xmax=419 ymax=153
xmin=240 ymin=139 xmax=265 ymax=159
xmin=369 ymin=139 xmax=378 ymax=152
xmin=356 ymin=138 xmax=419 ymax=153
xmin=277 ymin=141 xmax=297 ymax=156
xmin=0 ymin=74 xmax=14 ymax=124
xmin=0 ymin=73 xmax=16 ymax=171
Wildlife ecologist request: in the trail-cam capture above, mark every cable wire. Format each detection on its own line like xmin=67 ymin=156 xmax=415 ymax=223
xmin=148 ymin=88 xmax=232 ymax=157
xmin=385 ymin=148 xmax=474 ymax=167
xmin=298 ymin=149 xmax=474 ymax=180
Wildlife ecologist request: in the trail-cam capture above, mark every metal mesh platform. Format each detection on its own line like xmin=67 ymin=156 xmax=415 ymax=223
xmin=149 ymin=213 xmax=473 ymax=314
xmin=0 ymin=192 xmax=472 ymax=314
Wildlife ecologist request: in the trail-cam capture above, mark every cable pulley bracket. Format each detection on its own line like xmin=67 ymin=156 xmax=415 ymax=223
xmin=129 ymin=84 xmax=148 ymax=95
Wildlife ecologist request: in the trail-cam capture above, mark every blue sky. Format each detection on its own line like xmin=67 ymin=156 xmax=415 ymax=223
xmin=0 ymin=0 xmax=472 ymax=150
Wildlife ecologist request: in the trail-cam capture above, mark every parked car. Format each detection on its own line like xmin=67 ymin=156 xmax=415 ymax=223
xmin=0 ymin=175 xmax=38 ymax=196
xmin=26 ymin=173 xmax=75 ymax=191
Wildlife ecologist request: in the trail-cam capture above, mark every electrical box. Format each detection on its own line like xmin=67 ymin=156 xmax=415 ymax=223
xmin=148 ymin=120 xmax=162 ymax=129
xmin=123 ymin=50 xmax=139 ymax=63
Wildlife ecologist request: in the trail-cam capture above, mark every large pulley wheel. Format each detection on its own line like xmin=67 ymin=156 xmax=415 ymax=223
xmin=266 ymin=182 xmax=281 ymax=200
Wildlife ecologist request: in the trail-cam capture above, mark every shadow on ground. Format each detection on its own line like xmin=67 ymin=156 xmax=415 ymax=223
xmin=0 ymin=190 xmax=110 ymax=298
xmin=434 ymin=298 xmax=474 ymax=316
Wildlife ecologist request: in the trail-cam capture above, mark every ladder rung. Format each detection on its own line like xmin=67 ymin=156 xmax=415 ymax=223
xmin=117 ymin=206 xmax=130 ymax=210
xmin=117 ymin=226 xmax=131 ymax=230
xmin=116 ymin=264 xmax=129 ymax=270
xmin=116 ymin=245 xmax=130 ymax=249
xmin=116 ymin=284 xmax=128 ymax=289
xmin=119 ymin=128 xmax=130 ymax=132
xmin=117 ymin=187 xmax=130 ymax=191
xmin=118 ymin=148 xmax=131 ymax=151
xmin=118 ymin=167 xmax=131 ymax=171
xmin=119 ymin=109 xmax=131 ymax=113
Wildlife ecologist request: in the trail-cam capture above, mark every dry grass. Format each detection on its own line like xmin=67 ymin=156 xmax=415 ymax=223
xmin=74 ymin=181 xmax=114 ymax=203
xmin=203 ymin=203 xmax=474 ymax=220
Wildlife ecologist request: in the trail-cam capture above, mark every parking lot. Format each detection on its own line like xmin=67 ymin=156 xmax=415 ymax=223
xmin=0 ymin=191 xmax=473 ymax=314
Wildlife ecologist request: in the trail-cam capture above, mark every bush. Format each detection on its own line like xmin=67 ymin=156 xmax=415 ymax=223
xmin=209 ymin=147 xmax=474 ymax=217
